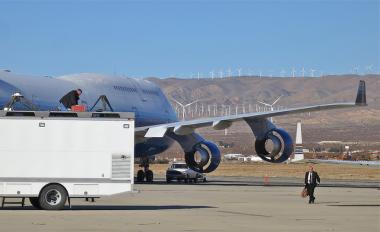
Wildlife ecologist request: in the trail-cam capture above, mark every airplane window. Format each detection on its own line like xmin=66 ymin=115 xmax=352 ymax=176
xmin=113 ymin=85 xmax=137 ymax=93
xmin=142 ymin=89 xmax=159 ymax=96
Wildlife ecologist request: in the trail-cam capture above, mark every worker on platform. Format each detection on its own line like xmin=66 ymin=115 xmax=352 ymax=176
xmin=304 ymin=165 xmax=321 ymax=204
xmin=59 ymin=89 xmax=82 ymax=111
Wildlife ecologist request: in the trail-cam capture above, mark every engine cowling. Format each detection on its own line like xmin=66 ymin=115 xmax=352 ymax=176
xmin=255 ymin=128 xmax=293 ymax=163
xmin=185 ymin=140 xmax=221 ymax=173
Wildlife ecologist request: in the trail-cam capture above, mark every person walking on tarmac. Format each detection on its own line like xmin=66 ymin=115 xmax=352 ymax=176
xmin=304 ymin=165 xmax=321 ymax=204
xmin=59 ymin=89 xmax=82 ymax=111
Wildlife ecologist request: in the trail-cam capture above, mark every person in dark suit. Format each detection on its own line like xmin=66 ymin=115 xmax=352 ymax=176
xmin=59 ymin=89 xmax=82 ymax=110
xmin=304 ymin=165 xmax=320 ymax=204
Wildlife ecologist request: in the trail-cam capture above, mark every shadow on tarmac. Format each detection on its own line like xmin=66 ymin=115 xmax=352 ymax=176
xmin=138 ymin=180 xmax=379 ymax=188
xmin=0 ymin=205 xmax=216 ymax=211
xmin=327 ymin=204 xmax=380 ymax=207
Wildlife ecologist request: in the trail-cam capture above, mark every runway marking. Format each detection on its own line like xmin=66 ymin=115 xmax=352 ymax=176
xmin=137 ymin=222 xmax=160 ymax=226
xmin=295 ymin=218 xmax=325 ymax=221
xmin=32 ymin=222 xmax=46 ymax=226
xmin=217 ymin=210 xmax=271 ymax=218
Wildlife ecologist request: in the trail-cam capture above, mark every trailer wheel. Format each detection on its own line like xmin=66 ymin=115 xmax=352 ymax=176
xmin=29 ymin=197 xmax=41 ymax=209
xmin=145 ymin=170 xmax=154 ymax=182
xmin=38 ymin=184 xmax=67 ymax=210
xmin=137 ymin=170 xmax=145 ymax=182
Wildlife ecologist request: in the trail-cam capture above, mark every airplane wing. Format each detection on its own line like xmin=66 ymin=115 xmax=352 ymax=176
xmin=136 ymin=80 xmax=367 ymax=138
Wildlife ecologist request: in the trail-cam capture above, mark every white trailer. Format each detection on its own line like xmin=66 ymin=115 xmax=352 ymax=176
xmin=0 ymin=111 xmax=134 ymax=210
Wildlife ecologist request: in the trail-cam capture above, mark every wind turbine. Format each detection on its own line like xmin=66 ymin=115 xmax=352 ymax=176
xmin=257 ymin=95 xmax=283 ymax=122
xmin=219 ymin=70 xmax=224 ymax=78
xmin=237 ymin=68 xmax=242 ymax=77
xmin=353 ymin=66 xmax=360 ymax=74
xmin=171 ymin=98 xmax=200 ymax=121
xmin=280 ymin=69 xmax=286 ymax=77
xmin=365 ymin=65 xmax=373 ymax=74
xmin=291 ymin=67 xmax=296 ymax=78
xmin=319 ymin=70 xmax=324 ymax=77
xmin=210 ymin=70 xmax=215 ymax=79
xmin=247 ymin=68 xmax=253 ymax=76
xmin=301 ymin=67 xmax=306 ymax=77
xmin=227 ymin=68 xmax=232 ymax=78
xmin=310 ymin=68 xmax=316 ymax=77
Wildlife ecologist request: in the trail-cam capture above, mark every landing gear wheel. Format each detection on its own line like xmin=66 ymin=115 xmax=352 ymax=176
xmin=29 ymin=197 xmax=41 ymax=209
xmin=137 ymin=170 xmax=145 ymax=182
xmin=145 ymin=170 xmax=154 ymax=182
xmin=193 ymin=178 xmax=198 ymax=183
xmin=203 ymin=177 xmax=207 ymax=182
xmin=185 ymin=176 xmax=189 ymax=183
xmin=166 ymin=177 xmax=172 ymax=183
xmin=38 ymin=184 xmax=67 ymax=210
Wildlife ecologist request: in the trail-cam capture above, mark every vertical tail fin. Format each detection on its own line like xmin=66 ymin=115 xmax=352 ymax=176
xmin=355 ymin=80 xmax=367 ymax=106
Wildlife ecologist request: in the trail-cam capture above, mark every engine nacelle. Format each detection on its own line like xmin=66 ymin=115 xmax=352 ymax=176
xmin=185 ymin=140 xmax=221 ymax=173
xmin=255 ymin=128 xmax=293 ymax=163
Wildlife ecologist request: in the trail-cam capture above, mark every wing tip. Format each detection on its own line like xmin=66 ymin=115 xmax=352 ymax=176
xmin=355 ymin=80 xmax=367 ymax=106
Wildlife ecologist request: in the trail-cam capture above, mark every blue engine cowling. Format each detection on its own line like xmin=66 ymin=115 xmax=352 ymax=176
xmin=255 ymin=128 xmax=293 ymax=163
xmin=185 ymin=140 xmax=221 ymax=173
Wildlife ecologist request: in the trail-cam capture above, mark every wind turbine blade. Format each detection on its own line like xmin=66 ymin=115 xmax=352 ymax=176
xmin=171 ymin=98 xmax=185 ymax=107
xmin=185 ymin=99 xmax=200 ymax=107
xmin=272 ymin=95 xmax=283 ymax=105
xmin=257 ymin=101 xmax=271 ymax=107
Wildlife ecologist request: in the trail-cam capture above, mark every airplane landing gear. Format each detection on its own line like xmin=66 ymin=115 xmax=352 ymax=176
xmin=136 ymin=157 xmax=154 ymax=182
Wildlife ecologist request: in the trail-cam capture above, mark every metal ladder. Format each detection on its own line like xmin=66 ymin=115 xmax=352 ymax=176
xmin=89 ymin=95 xmax=114 ymax=112
xmin=1 ymin=197 xmax=26 ymax=208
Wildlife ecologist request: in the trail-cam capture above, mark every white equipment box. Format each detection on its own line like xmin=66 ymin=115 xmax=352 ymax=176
xmin=0 ymin=111 xmax=134 ymax=210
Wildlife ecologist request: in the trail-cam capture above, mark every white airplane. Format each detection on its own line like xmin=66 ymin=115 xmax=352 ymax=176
xmin=224 ymin=154 xmax=243 ymax=160
xmin=0 ymin=71 xmax=368 ymax=181
xmin=249 ymin=155 xmax=264 ymax=162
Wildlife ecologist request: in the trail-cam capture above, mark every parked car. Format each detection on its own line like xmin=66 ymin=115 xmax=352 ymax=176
xmin=166 ymin=162 xmax=207 ymax=183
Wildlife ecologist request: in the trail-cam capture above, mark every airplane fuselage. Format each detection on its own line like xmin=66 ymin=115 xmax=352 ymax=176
xmin=0 ymin=72 xmax=179 ymax=157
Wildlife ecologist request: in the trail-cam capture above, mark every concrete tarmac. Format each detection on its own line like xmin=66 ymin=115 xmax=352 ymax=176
xmin=0 ymin=178 xmax=379 ymax=232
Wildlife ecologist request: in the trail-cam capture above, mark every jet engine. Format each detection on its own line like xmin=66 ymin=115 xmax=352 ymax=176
xmin=185 ymin=140 xmax=221 ymax=173
xmin=255 ymin=128 xmax=293 ymax=163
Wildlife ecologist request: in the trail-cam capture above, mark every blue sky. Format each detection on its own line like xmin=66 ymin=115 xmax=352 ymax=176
xmin=0 ymin=0 xmax=379 ymax=78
